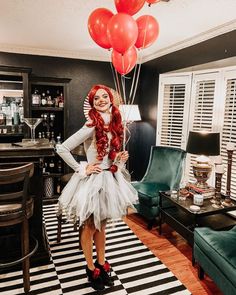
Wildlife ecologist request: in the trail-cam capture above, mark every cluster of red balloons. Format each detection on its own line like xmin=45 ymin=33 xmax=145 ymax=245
xmin=88 ymin=0 xmax=160 ymax=75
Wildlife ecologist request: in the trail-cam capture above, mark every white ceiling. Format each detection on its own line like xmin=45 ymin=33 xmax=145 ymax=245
xmin=0 ymin=0 xmax=236 ymax=63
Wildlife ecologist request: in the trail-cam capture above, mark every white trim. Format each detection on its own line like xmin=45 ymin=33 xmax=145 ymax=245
xmin=143 ymin=20 xmax=236 ymax=63
xmin=0 ymin=44 xmax=110 ymax=62
xmin=0 ymin=21 xmax=235 ymax=63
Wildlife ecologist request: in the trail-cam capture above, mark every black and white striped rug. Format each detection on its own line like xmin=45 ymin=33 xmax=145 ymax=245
xmin=0 ymin=204 xmax=191 ymax=295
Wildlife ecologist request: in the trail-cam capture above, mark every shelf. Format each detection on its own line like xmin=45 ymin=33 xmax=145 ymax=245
xmin=0 ymin=133 xmax=24 ymax=136
xmin=43 ymin=173 xmax=63 ymax=177
xmin=31 ymin=106 xmax=64 ymax=111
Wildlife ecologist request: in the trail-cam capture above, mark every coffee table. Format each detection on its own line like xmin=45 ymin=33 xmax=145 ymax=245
xmin=159 ymin=191 xmax=236 ymax=264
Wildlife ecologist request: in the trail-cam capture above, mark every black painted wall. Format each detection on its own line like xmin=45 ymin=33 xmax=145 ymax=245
xmin=0 ymin=30 xmax=236 ymax=180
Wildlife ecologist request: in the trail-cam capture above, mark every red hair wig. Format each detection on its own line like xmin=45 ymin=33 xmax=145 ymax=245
xmin=87 ymin=84 xmax=123 ymax=161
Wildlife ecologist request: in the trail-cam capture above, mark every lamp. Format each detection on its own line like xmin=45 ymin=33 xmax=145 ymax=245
xmin=186 ymin=131 xmax=220 ymax=189
xmin=119 ymin=104 xmax=141 ymax=150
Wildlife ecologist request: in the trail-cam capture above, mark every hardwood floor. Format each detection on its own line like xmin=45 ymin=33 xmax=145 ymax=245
xmin=124 ymin=212 xmax=223 ymax=295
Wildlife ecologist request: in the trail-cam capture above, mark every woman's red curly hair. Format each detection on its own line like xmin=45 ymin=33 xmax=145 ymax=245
xmin=87 ymin=84 xmax=123 ymax=161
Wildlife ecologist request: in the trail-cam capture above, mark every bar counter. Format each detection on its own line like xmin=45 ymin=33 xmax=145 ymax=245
xmin=0 ymin=142 xmax=55 ymax=267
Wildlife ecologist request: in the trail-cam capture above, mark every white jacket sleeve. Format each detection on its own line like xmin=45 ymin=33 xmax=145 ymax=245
xmin=56 ymin=124 xmax=94 ymax=176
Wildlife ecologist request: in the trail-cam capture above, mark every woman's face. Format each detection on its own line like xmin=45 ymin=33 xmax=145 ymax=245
xmin=93 ymin=88 xmax=111 ymax=113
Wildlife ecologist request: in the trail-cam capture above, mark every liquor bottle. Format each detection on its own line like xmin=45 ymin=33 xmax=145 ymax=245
xmin=46 ymin=131 xmax=51 ymax=139
xmin=57 ymin=159 xmax=62 ymax=173
xmin=41 ymin=92 xmax=47 ymax=106
xmin=50 ymin=131 xmax=56 ymax=146
xmin=58 ymin=93 xmax=64 ymax=108
xmin=54 ymin=90 xmax=60 ymax=107
xmin=32 ymin=89 xmax=41 ymax=106
xmin=0 ymin=107 xmax=6 ymax=125
xmin=38 ymin=132 xmax=42 ymax=139
xmin=42 ymin=161 xmax=48 ymax=174
xmin=47 ymin=95 xmax=55 ymax=107
xmin=56 ymin=134 xmax=62 ymax=144
xmin=49 ymin=158 xmax=55 ymax=173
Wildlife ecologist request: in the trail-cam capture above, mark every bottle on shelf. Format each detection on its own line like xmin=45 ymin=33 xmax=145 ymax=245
xmin=54 ymin=90 xmax=60 ymax=107
xmin=50 ymin=131 xmax=56 ymax=146
xmin=49 ymin=158 xmax=55 ymax=173
xmin=56 ymin=134 xmax=62 ymax=144
xmin=0 ymin=106 xmax=6 ymax=125
xmin=19 ymin=98 xmax=24 ymax=123
xmin=41 ymin=92 xmax=47 ymax=106
xmin=32 ymin=89 xmax=41 ymax=106
xmin=58 ymin=93 xmax=64 ymax=108
xmin=57 ymin=159 xmax=62 ymax=174
xmin=47 ymin=95 xmax=55 ymax=107
xmin=42 ymin=160 xmax=48 ymax=174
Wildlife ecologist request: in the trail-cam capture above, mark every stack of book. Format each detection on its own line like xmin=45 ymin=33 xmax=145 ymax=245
xmin=187 ymin=183 xmax=215 ymax=199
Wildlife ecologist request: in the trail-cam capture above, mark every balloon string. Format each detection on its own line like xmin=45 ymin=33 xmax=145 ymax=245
xmin=121 ymin=74 xmax=127 ymax=105
xmin=129 ymin=63 xmax=138 ymax=101
xmin=109 ymin=60 xmax=119 ymax=97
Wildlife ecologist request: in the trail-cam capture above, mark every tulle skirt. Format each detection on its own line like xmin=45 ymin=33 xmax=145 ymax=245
xmin=58 ymin=170 xmax=138 ymax=230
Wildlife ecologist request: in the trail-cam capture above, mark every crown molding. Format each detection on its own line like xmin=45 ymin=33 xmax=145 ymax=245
xmin=0 ymin=20 xmax=235 ymax=64
xmin=142 ymin=20 xmax=236 ymax=63
xmin=0 ymin=44 xmax=109 ymax=62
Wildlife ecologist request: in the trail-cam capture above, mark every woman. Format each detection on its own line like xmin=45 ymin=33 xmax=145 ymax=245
xmin=56 ymin=84 xmax=138 ymax=291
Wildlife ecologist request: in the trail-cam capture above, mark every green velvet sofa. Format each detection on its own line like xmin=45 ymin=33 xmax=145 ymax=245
xmin=132 ymin=146 xmax=186 ymax=229
xmin=194 ymin=226 xmax=236 ymax=295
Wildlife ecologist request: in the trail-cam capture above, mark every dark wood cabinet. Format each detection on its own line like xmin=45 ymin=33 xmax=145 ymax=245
xmin=29 ymin=76 xmax=71 ymax=201
xmin=0 ymin=66 xmax=31 ymax=142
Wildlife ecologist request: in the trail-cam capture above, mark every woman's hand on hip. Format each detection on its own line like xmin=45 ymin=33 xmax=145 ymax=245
xmin=86 ymin=163 xmax=102 ymax=175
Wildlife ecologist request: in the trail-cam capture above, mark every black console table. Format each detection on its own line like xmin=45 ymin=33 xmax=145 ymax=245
xmin=159 ymin=191 xmax=236 ymax=264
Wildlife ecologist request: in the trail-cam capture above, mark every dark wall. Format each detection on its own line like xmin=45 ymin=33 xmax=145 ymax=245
xmin=134 ymin=29 xmax=236 ymax=180
xmin=1 ymin=29 xmax=236 ymax=180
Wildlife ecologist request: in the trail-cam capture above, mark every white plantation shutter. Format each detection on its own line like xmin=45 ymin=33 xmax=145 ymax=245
xmin=156 ymin=75 xmax=191 ymax=149
xmin=157 ymin=67 xmax=236 ymax=191
xmin=220 ymin=70 xmax=236 ymax=200
xmin=187 ymin=72 xmax=220 ymax=182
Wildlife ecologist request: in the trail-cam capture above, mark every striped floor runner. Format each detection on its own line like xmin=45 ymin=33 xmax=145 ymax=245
xmin=0 ymin=204 xmax=191 ymax=295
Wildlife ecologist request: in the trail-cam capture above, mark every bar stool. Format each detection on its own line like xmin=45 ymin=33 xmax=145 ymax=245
xmin=0 ymin=162 xmax=38 ymax=293
xmin=56 ymin=145 xmax=85 ymax=246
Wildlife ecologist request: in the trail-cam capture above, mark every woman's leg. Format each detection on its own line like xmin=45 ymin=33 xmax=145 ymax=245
xmin=94 ymin=222 xmax=114 ymax=286
xmin=94 ymin=223 xmax=106 ymax=265
xmin=80 ymin=223 xmax=96 ymax=270
xmin=80 ymin=219 xmax=105 ymax=291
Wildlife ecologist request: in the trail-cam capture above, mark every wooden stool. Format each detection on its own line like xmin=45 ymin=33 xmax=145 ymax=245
xmin=0 ymin=163 xmax=38 ymax=293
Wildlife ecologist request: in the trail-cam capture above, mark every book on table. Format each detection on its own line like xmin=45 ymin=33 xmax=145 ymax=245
xmin=187 ymin=183 xmax=215 ymax=199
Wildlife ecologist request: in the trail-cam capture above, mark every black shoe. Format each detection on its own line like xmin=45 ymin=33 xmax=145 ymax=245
xmin=95 ymin=260 xmax=114 ymax=287
xmin=86 ymin=266 xmax=105 ymax=291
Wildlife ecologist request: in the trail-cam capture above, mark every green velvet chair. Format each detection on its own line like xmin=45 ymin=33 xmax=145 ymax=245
xmin=194 ymin=226 xmax=236 ymax=295
xmin=132 ymin=146 xmax=186 ymax=229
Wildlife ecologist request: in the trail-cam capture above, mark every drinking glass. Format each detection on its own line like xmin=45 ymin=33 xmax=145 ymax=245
xmin=22 ymin=118 xmax=42 ymax=143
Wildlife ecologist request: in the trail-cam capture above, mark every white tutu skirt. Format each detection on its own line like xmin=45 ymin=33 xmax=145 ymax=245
xmin=58 ymin=170 xmax=138 ymax=230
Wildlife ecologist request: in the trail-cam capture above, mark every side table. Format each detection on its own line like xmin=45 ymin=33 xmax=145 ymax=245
xmin=159 ymin=191 xmax=236 ymax=265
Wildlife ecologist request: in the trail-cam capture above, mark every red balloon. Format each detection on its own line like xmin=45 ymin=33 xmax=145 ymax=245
xmin=112 ymin=47 xmax=137 ymax=75
xmin=115 ymin=0 xmax=146 ymax=16
xmin=146 ymin=0 xmax=161 ymax=4
xmin=88 ymin=8 xmax=113 ymax=49
xmin=135 ymin=15 xmax=159 ymax=49
xmin=107 ymin=13 xmax=138 ymax=54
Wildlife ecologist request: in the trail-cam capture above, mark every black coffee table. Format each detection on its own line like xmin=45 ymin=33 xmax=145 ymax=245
xmin=159 ymin=191 xmax=236 ymax=264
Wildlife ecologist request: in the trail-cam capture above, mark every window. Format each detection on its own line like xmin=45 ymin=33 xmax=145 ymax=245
xmin=157 ymin=66 xmax=236 ymax=200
